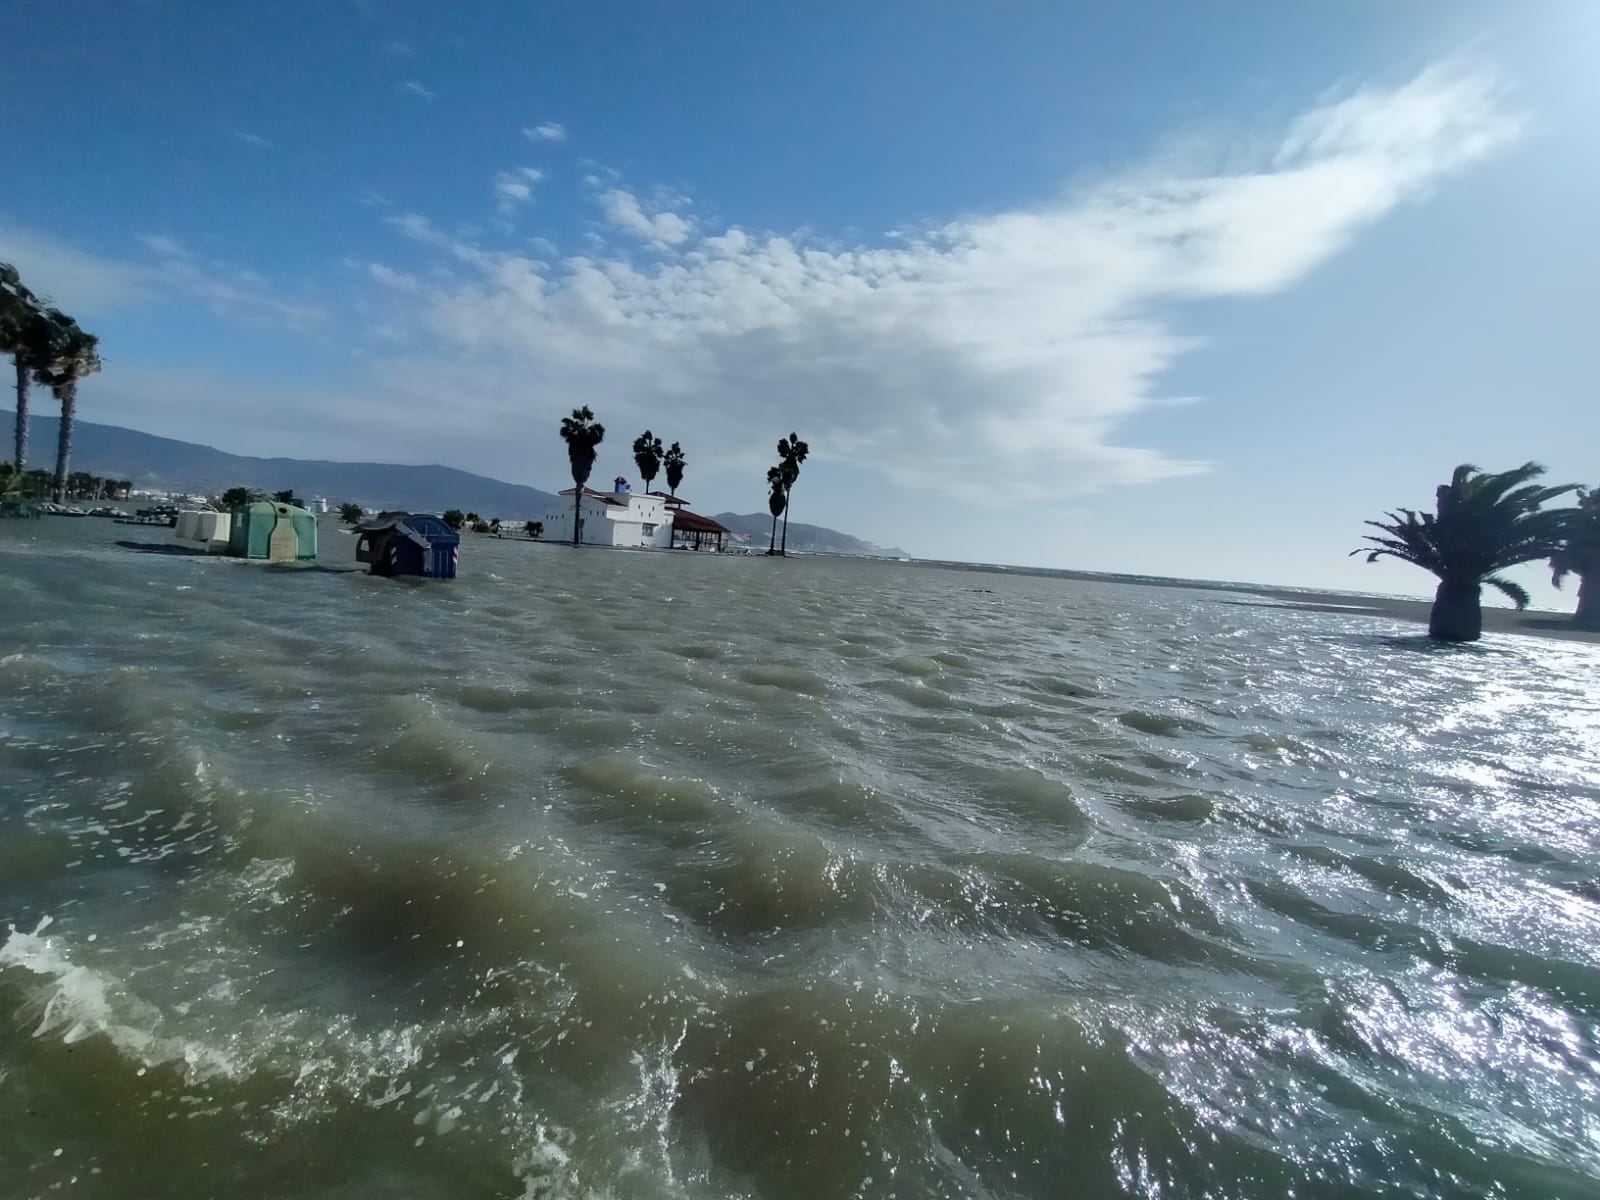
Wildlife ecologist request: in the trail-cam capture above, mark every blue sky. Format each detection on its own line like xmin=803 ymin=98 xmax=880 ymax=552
xmin=4 ymin=1 xmax=1597 ymax=602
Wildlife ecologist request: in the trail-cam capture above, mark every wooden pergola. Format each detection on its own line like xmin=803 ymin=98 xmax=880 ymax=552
xmin=671 ymin=509 xmax=730 ymax=551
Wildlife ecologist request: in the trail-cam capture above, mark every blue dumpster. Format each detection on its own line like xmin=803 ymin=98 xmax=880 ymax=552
xmin=356 ymin=513 xmax=460 ymax=579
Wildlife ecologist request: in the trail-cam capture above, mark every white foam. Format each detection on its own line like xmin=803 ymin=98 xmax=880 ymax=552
xmin=0 ymin=918 xmax=240 ymax=1079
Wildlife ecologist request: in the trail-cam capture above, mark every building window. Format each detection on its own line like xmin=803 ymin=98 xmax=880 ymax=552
xmin=641 ymin=523 xmax=657 ymax=536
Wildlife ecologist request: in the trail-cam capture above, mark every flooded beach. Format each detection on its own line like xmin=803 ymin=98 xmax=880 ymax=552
xmin=3 ymin=518 xmax=1598 ymax=1198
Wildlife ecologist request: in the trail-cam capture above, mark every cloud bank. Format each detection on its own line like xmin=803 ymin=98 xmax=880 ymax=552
xmin=360 ymin=64 xmax=1517 ymax=500
xmin=3 ymin=64 xmax=1519 ymax=505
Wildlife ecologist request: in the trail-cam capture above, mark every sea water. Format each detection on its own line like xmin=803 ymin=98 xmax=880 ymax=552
xmin=2 ymin=518 xmax=1597 ymax=1198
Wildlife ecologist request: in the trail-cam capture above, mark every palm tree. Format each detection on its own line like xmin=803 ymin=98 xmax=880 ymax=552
xmin=632 ymin=430 xmax=664 ymax=496
xmin=339 ymin=502 xmax=364 ymax=525
xmin=490 ymin=517 xmax=501 ymax=537
xmin=765 ymin=465 xmax=786 ymax=555
xmin=442 ymin=509 xmax=465 ymax=530
xmin=1 ymin=265 xmax=54 ymax=471
xmin=1353 ymin=462 xmax=1577 ymax=642
xmin=776 ymin=432 xmax=809 ymax=555
xmin=32 ymin=314 xmax=101 ymax=503
xmin=524 ymin=520 xmax=543 ymax=539
xmin=559 ymin=406 xmax=605 ymax=546
xmin=664 ymin=442 xmax=686 ymax=497
xmin=1551 ymin=487 xmax=1600 ymax=629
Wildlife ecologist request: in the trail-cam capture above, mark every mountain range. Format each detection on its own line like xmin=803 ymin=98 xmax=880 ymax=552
xmin=711 ymin=512 xmax=906 ymax=558
xmin=4 ymin=410 xmax=907 ymax=558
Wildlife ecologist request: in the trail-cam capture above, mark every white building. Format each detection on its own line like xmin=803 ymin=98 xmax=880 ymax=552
xmin=542 ymin=479 xmax=674 ymax=548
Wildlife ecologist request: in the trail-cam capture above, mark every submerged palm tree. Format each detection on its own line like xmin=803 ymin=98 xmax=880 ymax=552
xmin=632 ymin=430 xmax=664 ymax=496
xmin=765 ymin=465 xmax=786 ymax=555
xmin=776 ymin=432 xmax=808 ymax=555
xmin=664 ymin=441 xmax=686 ymax=498
xmin=559 ymin=406 xmax=605 ymax=546
xmin=32 ymin=314 xmax=101 ymax=503
xmin=1551 ymin=487 xmax=1600 ymax=629
xmin=1353 ymin=462 xmax=1576 ymax=642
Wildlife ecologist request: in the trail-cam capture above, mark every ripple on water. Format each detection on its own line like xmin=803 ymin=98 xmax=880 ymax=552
xmin=3 ymin=522 xmax=1600 ymax=1199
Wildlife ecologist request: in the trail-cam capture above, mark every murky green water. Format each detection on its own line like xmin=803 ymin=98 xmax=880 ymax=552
xmin=2 ymin=517 xmax=1598 ymax=1198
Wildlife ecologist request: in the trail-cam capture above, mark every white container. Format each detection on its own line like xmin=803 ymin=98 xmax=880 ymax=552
xmin=174 ymin=510 xmax=233 ymax=553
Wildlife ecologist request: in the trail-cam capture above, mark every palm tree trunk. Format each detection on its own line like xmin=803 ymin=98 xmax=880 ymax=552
xmin=1429 ymin=576 xmax=1482 ymax=642
xmin=1575 ymin=572 xmax=1598 ymax=630
xmin=769 ymin=510 xmax=778 ymax=554
xmin=780 ymin=485 xmax=792 ymax=555
xmin=51 ymin=382 xmax=75 ymax=503
xmin=13 ymin=358 xmax=28 ymax=470
xmin=572 ymin=488 xmax=582 ymax=546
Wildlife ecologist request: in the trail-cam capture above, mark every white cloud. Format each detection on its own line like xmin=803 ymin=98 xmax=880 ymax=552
xmin=138 ymin=233 xmax=189 ymax=259
xmin=524 ymin=122 xmax=567 ymax=143
xmin=367 ymin=262 xmax=422 ymax=293
xmin=599 ymin=189 xmax=693 ymax=248
xmin=493 ymin=167 xmax=544 ymax=216
xmin=364 ymin=63 xmax=1517 ymax=503
xmin=0 ymin=224 xmax=149 ymax=309
xmin=398 ymin=80 xmax=435 ymax=100
xmin=229 ymin=127 xmax=272 ymax=149
xmin=0 ymin=223 xmax=323 ymax=331
xmin=384 ymin=38 xmax=415 ymax=57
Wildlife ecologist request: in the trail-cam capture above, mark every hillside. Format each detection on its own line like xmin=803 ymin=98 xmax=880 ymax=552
xmin=3 ymin=411 xmax=904 ymax=555
xmin=714 ymin=512 xmax=907 ymax=558
xmin=5 ymin=410 xmax=558 ymax=518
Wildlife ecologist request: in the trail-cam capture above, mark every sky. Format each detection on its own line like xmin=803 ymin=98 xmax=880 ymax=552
xmin=3 ymin=1 xmax=1597 ymax=603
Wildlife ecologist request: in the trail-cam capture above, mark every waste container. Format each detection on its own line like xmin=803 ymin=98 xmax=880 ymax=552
xmin=355 ymin=513 xmax=460 ymax=579
xmin=228 ymin=501 xmax=318 ymax=561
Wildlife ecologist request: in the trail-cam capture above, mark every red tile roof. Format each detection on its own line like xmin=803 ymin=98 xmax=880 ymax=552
xmin=671 ymin=509 xmax=729 ymax=535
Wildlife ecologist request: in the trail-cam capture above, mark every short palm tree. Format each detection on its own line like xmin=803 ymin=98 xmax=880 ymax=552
xmin=765 ymin=465 xmax=786 ymax=555
xmin=32 ymin=314 xmax=101 ymax=503
xmin=1353 ymin=463 xmax=1577 ymax=642
xmin=632 ymin=430 xmax=664 ymax=496
xmin=559 ymin=406 xmax=605 ymax=546
xmin=524 ymin=519 xmax=543 ymax=539
xmin=1550 ymin=487 xmax=1600 ymax=629
xmin=664 ymin=442 xmax=686 ymax=497
xmin=776 ymin=432 xmax=808 ymax=555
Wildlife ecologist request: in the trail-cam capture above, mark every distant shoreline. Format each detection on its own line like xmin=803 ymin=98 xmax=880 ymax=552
xmin=901 ymin=558 xmax=1600 ymax=645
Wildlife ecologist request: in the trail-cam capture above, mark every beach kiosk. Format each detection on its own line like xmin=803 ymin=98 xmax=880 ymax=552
xmin=227 ymin=500 xmax=318 ymax=562
xmin=355 ymin=513 xmax=459 ymax=579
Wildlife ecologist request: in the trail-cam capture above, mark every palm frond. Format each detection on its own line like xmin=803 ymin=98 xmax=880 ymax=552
xmin=1484 ymin=575 xmax=1531 ymax=610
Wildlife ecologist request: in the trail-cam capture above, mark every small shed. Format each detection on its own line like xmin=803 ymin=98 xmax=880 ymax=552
xmin=227 ymin=501 xmax=318 ymax=562
xmin=356 ymin=512 xmax=459 ymax=579
xmin=671 ymin=509 xmax=731 ymax=551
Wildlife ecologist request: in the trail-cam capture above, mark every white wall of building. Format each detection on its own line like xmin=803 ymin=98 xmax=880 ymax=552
xmin=542 ymin=490 xmax=674 ymax=548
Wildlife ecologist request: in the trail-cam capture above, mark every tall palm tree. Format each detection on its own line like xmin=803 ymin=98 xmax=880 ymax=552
xmin=664 ymin=442 xmax=686 ymax=497
xmin=776 ymin=432 xmax=809 ymax=555
xmin=765 ymin=465 xmax=786 ymax=555
xmin=1353 ymin=462 xmax=1577 ymax=642
xmin=1551 ymin=487 xmax=1600 ymax=630
xmin=559 ymin=406 xmax=605 ymax=546
xmin=32 ymin=314 xmax=101 ymax=503
xmin=631 ymin=430 xmax=664 ymax=496
xmin=1 ymin=264 xmax=50 ymax=471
